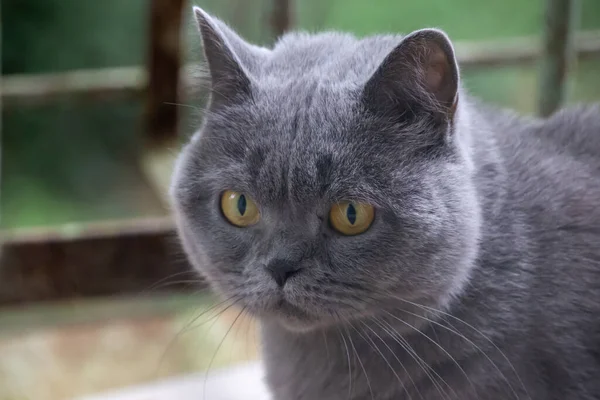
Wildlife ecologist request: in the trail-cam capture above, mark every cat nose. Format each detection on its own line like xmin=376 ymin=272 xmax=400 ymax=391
xmin=265 ymin=258 xmax=302 ymax=287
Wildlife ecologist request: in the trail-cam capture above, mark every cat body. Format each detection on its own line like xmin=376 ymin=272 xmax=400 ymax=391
xmin=171 ymin=7 xmax=600 ymax=399
xmin=262 ymin=104 xmax=600 ymax=400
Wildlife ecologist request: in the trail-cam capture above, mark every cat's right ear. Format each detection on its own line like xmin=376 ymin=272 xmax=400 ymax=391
xmin=193 ymin=7 xmax=252 ymax=108
xmin=362 ymin=29 xmax=459 ymax=124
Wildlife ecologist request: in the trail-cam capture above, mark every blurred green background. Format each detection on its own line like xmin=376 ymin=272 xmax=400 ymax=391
xmin=3 ymin=0 xmax=600 ymax=228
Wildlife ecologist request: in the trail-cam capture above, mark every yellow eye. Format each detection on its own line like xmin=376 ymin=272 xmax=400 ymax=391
xmin=220 ymin=190 xmax=260 ymax=227
xmin=329 ymin=201 xmax=375 ymax=236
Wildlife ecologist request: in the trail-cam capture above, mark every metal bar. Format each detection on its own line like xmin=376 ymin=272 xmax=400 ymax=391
xmin=2 ymin=31 xmax=600 ymax=107
xmin=538 ymin=0 xmax=580 ymax=117
xmin=270 ymin=0 xmax=293 ymax=38
xmin=144 ymin=0 xmax=186 ymax=148
xmin=0 ymin=218 xmax=201 ymax=306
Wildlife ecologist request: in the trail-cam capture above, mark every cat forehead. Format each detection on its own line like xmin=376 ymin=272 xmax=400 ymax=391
xmin=199 ymin=81 xmax=413 ymax=182
xmin=204 ymin=106 xmax=372 ymax=178
xmin=207 ymin=79 xmax=362 ymax=145
xmin=197 ymin=104 xmax=397 ymax=207
xmin=254 ymin=78 xmax=357 ymax=116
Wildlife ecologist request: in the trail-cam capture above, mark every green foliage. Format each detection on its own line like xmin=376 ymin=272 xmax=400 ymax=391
xmin=2 ymin=0 xmax=146 ymax=73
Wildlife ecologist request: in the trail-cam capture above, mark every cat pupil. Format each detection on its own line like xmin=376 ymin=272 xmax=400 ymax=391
xmin=237 ymin=194 xmax=247 ymax=216
xmin=347 ymin=203 xmax=357 ymax=225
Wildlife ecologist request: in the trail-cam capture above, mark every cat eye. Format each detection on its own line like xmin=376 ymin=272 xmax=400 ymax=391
xmin=220 ymin=190 xmax=260 ymax=227
xmin=329 ymin=201 xmax=375 ymax=236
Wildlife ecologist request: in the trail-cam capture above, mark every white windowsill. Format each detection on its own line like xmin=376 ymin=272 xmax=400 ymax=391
xmin=75 ymin=362 xmax=270 ymax=400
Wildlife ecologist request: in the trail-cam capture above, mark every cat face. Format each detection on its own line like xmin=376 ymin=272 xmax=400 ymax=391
xmin=170 ymin=8 xmax=481 ymax=331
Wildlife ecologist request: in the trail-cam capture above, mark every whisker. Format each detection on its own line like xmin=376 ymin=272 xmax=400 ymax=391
xmin=374 ymin=317 xmax=452 ymax=400
xmin=155 ymin=296 xmax=239 ymax=374
xmin=163 ymin=101 xmax=204 ymax=111
xmin=203 ymin=306 xmax=247 ymax=400
xmin=355 ymin=321 xmax=413 ymax=400
xmin=186 ymin=297 xmax=240 ymax=331
xmin=344 ymin=292 xmax=452 ymax=398
xmin=345 ymin=324 xmax=374 ymax=400
xmin=400 ymin=308 xmax=521 ymax=400
xmin=252 ymin=312 xmax=259 ymax=359
xmin=244 ymin=309 xmax=252 ymax=362
xmin=229 ymin=306 xmax=247 ymax=365
xmin=383 ymin=309 xmax=478 ymax=398
xmin=337 ymin=327 xmax=354 ymax=400
xmin=430 ymin=321 xmax=441 ymax=344
xmin=141 ymin=270 xmax=198 ymax=293
xmin=397 ymin=298 xmax=529 ymax=400
xmin=144 ymin=279 xmax=207 ymax=292
xmin=322 ymin=330 xmax=330 ymax=359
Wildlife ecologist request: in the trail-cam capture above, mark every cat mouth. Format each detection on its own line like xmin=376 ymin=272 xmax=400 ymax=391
xmin=245 ymin=291 xmax=332 ymax=330
xmin=275 ymin=298 xmax=310 ymax=318
xmin=264 ymin=298 xmax=318 ymax=330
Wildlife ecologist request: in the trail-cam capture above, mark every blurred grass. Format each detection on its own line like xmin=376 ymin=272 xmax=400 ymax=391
xmin=0 ymin=293 xmax=207 ymax=334
xmin=2 ymin=0 xmax=600 ymax=228
xmin=1 ymin=100 xmax=166 ymax=227
xmin=0 ymin=293 xmax=259 ymax=400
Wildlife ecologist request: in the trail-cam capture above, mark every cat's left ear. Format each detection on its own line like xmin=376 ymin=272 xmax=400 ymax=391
xmin=363 ymin=29 xmax=459 ymax=122
xmin=193 ymin=7 xmax=265 ymax=108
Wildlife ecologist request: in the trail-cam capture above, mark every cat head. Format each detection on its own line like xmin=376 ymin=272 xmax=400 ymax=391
xmin=170 ymin=7 xmax=481 ymax=331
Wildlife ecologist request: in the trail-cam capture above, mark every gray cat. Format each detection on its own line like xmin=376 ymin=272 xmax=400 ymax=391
xmin=170 ymin=6 xmax=600 ymax=400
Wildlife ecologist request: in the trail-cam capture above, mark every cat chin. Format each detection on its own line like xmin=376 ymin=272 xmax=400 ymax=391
xmin=273 ymin=316 xmax=324 ymax=333
xmin=246 ymin=298 xmax=334 ymax=333
xmin=267 ymin=311 xmax=346 ymax=333
xmin=260 ymin=302 xmax=373 ymax=333
xmin=264 ymin=300 xmax=324 ymax=332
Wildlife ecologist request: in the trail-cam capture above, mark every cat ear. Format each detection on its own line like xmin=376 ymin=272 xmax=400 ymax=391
xmin=193 ymin=7 xmax=253 ymax=108
xmin=363 ymin=29 xmax=459 ymax=122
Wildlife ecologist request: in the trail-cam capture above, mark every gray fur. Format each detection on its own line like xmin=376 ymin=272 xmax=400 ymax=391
xmin=170 ymin=7 xmax=600 ymax=400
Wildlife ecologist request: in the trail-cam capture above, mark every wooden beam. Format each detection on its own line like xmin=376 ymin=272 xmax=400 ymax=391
xmin=538 ymin=0 xmax=581 ymax=117
xmin=139 ymin=0 xmax=186 ymax=209
xmin=2 ymin=31 xmax=600 ymax=107
xmin=0 ymin=218 xmax=200 ymax=306
xmin=144 ymin=0 xmax=186 ymax=148
xmin=0 ymin=67 xmax=145 ymax=106
xmin=456 ymin=29 xmax=592 ymax=68
xmin=270 ymin=0 xmax=293 ymax=38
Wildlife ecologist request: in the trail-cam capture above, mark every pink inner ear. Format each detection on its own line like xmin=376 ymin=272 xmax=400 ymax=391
xmin=424 ymin=46 xmax=448 ymax=94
